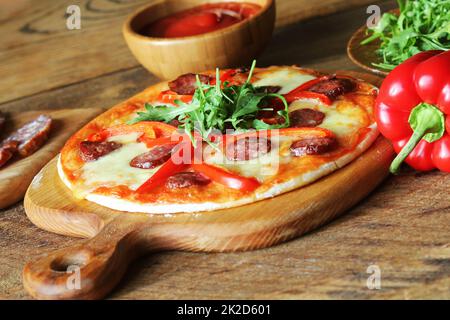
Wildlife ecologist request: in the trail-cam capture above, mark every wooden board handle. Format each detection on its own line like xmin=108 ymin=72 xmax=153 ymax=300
xmin=23 ymin=216 xmax=148 ymax=300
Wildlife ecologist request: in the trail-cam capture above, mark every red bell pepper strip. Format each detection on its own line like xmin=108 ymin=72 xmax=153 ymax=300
xmin=86 ymin=122 xmax=159 ymax=142
xmin=138 ymin=130 xmax=204 ymax=149
xmin=277 ymin=127 xmax=335 ymax=139
xmin=375 ymin=50 xmax=450 ymax=173
xmin=220 ymin=69 xmax=236 ymax=82
xmin=138 ymin=135 xmax=179 ymax=149
xmin=283 ymin=76 xmax=333 ymax=105
xmin=284 ymin=91 xmax=332 ymax=105
xmin=290 ymin=75 xmax=331 ymax=92
xmin=158 ymin=90 xmax=193 ymax=104
xmin=191 ymin=163 xmax=260 ymax=192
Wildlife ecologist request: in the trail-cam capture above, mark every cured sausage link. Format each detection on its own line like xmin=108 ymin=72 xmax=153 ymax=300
xmin=308 ymin=77 xmax=356 ymax=100
xmin=289 ymin=109 xmax=325 ymax=128
xmin=130 ymin=144 xmax=176 ymax=169
xmin=3 ymin=114 xmax=52 ymax=157
xmin=225 ymin=137 xmax=272 ymax=161
xmin=79 ymin=141 xmax=122 ymax=162
xmin=0 ymin=114 xmax=52 ymax=168
xmin=168 ymin=73 xmax=210 ymax=95
xmin=0 ymin=141 xmax=19 ymax=168
xmin=166 ymin=172 xmax=211 ymax=189
xmin=290 ymin=137 xmax=336 ymax=156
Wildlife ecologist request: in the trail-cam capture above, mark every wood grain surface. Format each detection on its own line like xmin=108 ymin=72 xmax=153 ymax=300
xmin=1 ymin=0 xmax=449 ymax=300
xmin=0 ymin=0 xmax=378 ymax=105
xmin=22 ymin=133 xmax=392 ymax=299
xmin=0 ymin=108 xmax=103 ymax=209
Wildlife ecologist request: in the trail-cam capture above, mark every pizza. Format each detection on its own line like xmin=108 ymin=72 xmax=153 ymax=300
xmin=58 ymin=65 xmax=379 ymax=213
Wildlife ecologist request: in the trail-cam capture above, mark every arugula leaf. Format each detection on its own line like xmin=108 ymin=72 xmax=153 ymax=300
xmin=129 ymin=60 xmax=290 ymax=145
xmin=362 ymin=0 xmax=450 ymax=70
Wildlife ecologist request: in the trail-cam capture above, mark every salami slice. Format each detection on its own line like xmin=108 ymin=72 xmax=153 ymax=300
xmin=168 ymin=73 xmax=210 ymax=95
xmin=80 ymin=141 xmax=122 ymax=162
xmin=226 ymin=137 xmax=272 ymax=161
xmin=290 ymin=137 xmax=336 ymax=156
xmin=130 ymin=144 xmax=175 ymax=169
xmin=289 ymin=109 xmax=325 ymax=128
xmin=4 ymin=115 xmax=52 ymax=157
xmin=166 ymin=172 xmax=211 ymax=189
xmin=308 ymin=77 xmax=356 ymax=100
xmin=0 ymin=141 xmax=19 ymax=168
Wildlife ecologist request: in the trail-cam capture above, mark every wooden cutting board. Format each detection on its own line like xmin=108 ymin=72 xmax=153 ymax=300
xmin=0 ymin=108 xmax=103 ymax=209
xmin=22 ymin=72 xmax=395 ymax=300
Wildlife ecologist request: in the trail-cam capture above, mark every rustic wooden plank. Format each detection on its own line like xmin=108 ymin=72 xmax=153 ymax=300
xmin=275 ymin=0 xmax=376 ymax=29
xmin=22 ymin=133 xmax=391 ymax=299
xmin=2 ymin=0 xmax=447 ymax=300
xmin=0 ymin=0 xmax=396 ymax=114
xmin=1 ymin=168 xmax=449 ymax=299
xmin=0 ymin=0 xmax=389 ymax=105
xmin=0 ymin=0 xmax=149 ymax=105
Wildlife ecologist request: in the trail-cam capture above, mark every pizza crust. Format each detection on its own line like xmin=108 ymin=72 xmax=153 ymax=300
xmin=57 ymin=123 xmax=378 ymax=214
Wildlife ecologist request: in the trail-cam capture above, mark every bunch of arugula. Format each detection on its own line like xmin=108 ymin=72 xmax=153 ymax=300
xmin=361 ymin=0 xmax=450 ymax=70
xmin=129 ymin=61 xmax=289 ymax=145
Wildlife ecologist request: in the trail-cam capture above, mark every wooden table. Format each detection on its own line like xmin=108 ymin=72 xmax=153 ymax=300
xmin=1 ymin=0 xmax=449 ymax=300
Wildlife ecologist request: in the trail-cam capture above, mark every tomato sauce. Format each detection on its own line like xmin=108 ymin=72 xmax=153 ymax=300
xmin=140 ymin=2 xmax=262 ymax=38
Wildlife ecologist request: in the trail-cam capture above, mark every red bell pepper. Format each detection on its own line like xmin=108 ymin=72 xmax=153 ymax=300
xmin=158 ymin=90 xmax=192 ymax=104
xmin=284 ymin=91 xmax=332 ymax=105
xmin=191 ymin=163 xmax=261 ymax=192
xmin=86 ymin=122 xmax=159 ymax=142
xmin=219 ymin=69 xmax=236 ymax=82
xmin=375 ymin=50 xmax=450 ymax=173
xmin=283 ymin=76 xmax=333 ymax=105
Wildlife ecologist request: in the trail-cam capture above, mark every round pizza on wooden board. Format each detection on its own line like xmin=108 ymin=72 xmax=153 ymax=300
xmin=58 ymin=66 xmax=379 ymax=214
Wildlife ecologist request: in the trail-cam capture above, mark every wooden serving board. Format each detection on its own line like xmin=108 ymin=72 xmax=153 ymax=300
xmin=0 ymin=108 xmax=103 ymax=209
xmin=22 ymin=72 xmax=395 ymax=300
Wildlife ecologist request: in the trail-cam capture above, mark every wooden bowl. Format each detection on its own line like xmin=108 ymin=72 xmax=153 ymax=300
xmin=347 ymin=24 xmax=389 ymax=77
xmin=122 ymin=0 xmax=275 ymax=80
xmin=347 ymin=9 xmax=400 ymax=77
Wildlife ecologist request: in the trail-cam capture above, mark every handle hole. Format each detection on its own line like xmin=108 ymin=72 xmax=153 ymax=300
xmin=50 ymin=252 xmax=89 ymax=273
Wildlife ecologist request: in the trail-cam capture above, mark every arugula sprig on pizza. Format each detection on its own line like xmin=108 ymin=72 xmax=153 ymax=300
xmin=129 ymin=61 xmax=290 ymax=145
xmin=58 ymin=64 xmax=379 ymax=214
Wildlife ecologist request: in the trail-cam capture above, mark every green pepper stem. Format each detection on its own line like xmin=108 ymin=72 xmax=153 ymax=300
xmin=389 ymin=103 xmax=445 ymax=174
xmin=390 ymin=128 xmax=426 ymax=174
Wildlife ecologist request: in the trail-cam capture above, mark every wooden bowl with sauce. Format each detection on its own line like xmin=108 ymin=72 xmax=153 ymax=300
xmin=122 ymin=0 xmax=275 ymax=80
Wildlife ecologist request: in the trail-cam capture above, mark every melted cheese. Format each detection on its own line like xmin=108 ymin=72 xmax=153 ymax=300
xmin=253 ymin=68 xmax=316 ymax=94
xmin=108 ymin=132 xmax=142 ymax=144
xmin=289 ymin=100 xmax=367 ymax=140
xmin=204 ymin=136 xmax=292 ymax=182
xmin=77 ymin=134 xmax=156 ymax=195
